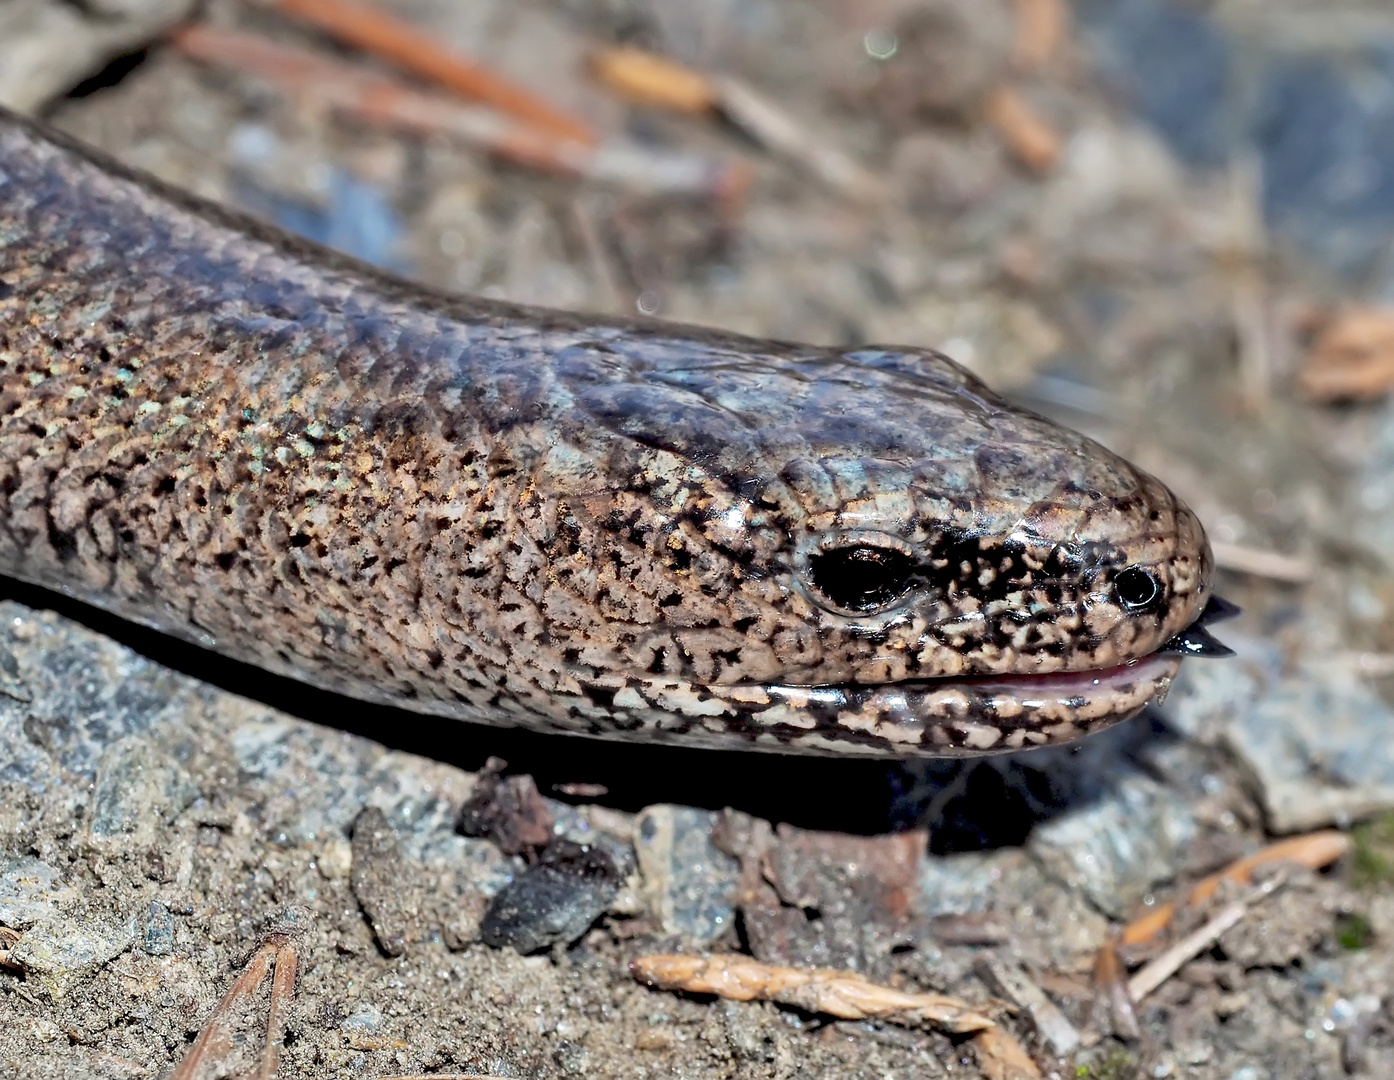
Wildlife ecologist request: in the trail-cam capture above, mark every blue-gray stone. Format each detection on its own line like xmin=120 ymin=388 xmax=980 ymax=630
xmin=634 ymin=804 xmax=739 ymax=944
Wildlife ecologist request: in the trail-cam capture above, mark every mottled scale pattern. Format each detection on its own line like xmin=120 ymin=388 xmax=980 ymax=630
xmin=0 ymin=109 xmax=1213 ymax=757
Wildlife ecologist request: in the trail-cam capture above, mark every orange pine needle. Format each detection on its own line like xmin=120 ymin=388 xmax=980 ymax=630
xmin=265 ymin=0 xmax=595 ymax=145
xmin=1119 ymin=829 xmax=1351 ymax=947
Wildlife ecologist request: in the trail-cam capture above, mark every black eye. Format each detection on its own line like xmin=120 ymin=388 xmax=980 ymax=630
xmin=1115 ymin=566 xmax=1160 ymax=609
xmin=808 ymin=546 xmax=916 ymax=613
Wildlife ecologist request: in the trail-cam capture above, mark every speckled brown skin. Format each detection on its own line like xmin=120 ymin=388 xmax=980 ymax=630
xmin=0 ymin=109 xmax=1212 ymax=757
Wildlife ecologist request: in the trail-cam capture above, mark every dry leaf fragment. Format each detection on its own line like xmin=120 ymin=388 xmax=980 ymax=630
xmin=1089 ymin=937 xmax=1140 ymax=1042
xmin=1299 ymin=306 xmax=1394 ymax=402
xmin=974 ymin=1024 xmax=1044 ymax=1080
xmin=588 ymin=44 xmax=884 ymax=203
xmin=631 ymin=953 xmax=993 ymax=1033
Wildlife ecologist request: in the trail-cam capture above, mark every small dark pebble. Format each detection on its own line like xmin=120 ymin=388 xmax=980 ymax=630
xmin=142 ymin=901 xmax=175 ymax=956
xmin=481 ymin=839 xmax=622 ymax=954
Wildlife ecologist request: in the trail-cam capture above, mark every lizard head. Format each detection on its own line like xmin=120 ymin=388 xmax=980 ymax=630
xmin=543 ymin=331 xmax=1229 ymax=756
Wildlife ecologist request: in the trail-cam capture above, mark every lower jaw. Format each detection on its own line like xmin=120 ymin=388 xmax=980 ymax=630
xmin=732 ymin=652 xmax=1183 ymax=757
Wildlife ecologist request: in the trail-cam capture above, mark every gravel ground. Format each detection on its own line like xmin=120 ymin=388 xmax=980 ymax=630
xmin=5 ymin=1 xmax=1394 ymax=1078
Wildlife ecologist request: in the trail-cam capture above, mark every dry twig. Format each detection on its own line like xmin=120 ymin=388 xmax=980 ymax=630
xmin=167 ymin=913 xmax=306 ymax=1080
xmin=589 ymin=44 xmax=884 ymax=203
xmin=1127 ymin=875 xmax=1285 ymax=1002
xmin=631 ymin=953 xmax=994 ymax=1034
xmin=172 ymin=27 xmax=747 ymax=198
xmin=167 ymin=941 xmax=280 ymax=1080
xmin=262 ymin=0 xmax=594 ymax=144
xmin=1210 ymin=540 xmax=1315 ymax=584
xmin=589 ymin=47 xmax=717 ymax=114
xmin=975 ymin=956 xmax=1080 ymax=1056
xmin=1120 ymin=829 xmax=1349 ymax=947
xmin=1089 ymin=937 xmax=1140 ymax=1041
xmin=1011 ymin=0 xmax=1068 ymax=71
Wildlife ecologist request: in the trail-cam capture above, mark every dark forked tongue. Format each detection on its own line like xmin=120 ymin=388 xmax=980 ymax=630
xmin=1158 ymin=595 xmax=1240 ymax=659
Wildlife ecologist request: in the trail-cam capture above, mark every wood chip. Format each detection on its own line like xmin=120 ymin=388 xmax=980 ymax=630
xmin=973 ymin=1024 xmax=1043 ymax=1080
xmin=590 ymin=47 xmax=718 ymax=114
xmin=1299 ymin=306 xmax=1394 ymax=402
xmin=0 ymin=925 xmax=22 ymax=971
xmin=631 ymin=953 xmax=994 ymax=1034
xmin=984 ymin=85 xmax=1061 ymax=173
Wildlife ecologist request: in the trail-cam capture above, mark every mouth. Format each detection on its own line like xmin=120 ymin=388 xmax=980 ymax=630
xmin=715 ymin=596 xmax=1240 ymax=757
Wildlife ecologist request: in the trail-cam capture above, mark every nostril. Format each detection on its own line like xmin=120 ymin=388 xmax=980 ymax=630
xmin=1115 ymin=565 xmax=1160 ymax=610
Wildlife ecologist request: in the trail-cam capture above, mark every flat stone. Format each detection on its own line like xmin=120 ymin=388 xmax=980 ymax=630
xmin=351 ymin=806 xmax=412 ymax=957
xmin=918 ymin=848 xmax=1045 ymax=917
xmin=86 ymin=734 xmax=199 ymax=851
xmin=1026 ymin=772 xmax=1196 ymax=919
xmin=633 ymin=805 xmax=739 ymax=944
xmin=9 ymin=912 xmax=135 ymax=1000
xmin=0 ymin=857 xmax=77 ymax=930
xmin=1169 ymin=639 xmax=1394 ymax=832
xmin=141 ymin=901 xmax=174 ymax=956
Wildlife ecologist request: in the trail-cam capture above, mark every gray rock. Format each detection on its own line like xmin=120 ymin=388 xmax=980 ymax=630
xmin=1169 ymin=638 xmax=1394 ymax=832
xmin=0 ymin=857 xmax=77 ymax=930
xmin=918 ymin=848 xmax=1047 ymax=917
xmin=9 ymin=912 xmax=136 ymax=1000
xmin=481 ymin=840 xmax=623 ymax=954
xmin=1353 ymin=400 xmax=1394 ymax=570
xmin=350 ymin=806 xmax=412 ymax=957
xmin=1027 ymin=772 xmax=1196 ymax=918
xmin=87 ymin=734 xmax=199 ymax=851
xmin=633 ymin=804 xmax=740 ymax=944
xmin=0 ymin=0 xmax=197 ymax=113
xmin=141 ymin=901 xmax=174 ymax=956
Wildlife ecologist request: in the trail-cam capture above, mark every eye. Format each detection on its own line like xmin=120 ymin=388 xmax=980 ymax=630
xmin=807 ymin=545 xmax=917 ymax=614
xmin=1115 ymin=565 xmax=1160 ymax=610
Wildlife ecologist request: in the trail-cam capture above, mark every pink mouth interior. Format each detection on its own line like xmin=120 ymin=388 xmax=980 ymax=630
xmin=947 ymin=651 xmax=1179 ymax=696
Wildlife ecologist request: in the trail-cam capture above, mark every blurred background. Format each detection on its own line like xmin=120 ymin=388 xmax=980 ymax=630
xmin=8 ymin=1 xmax=1394 ymax=1076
